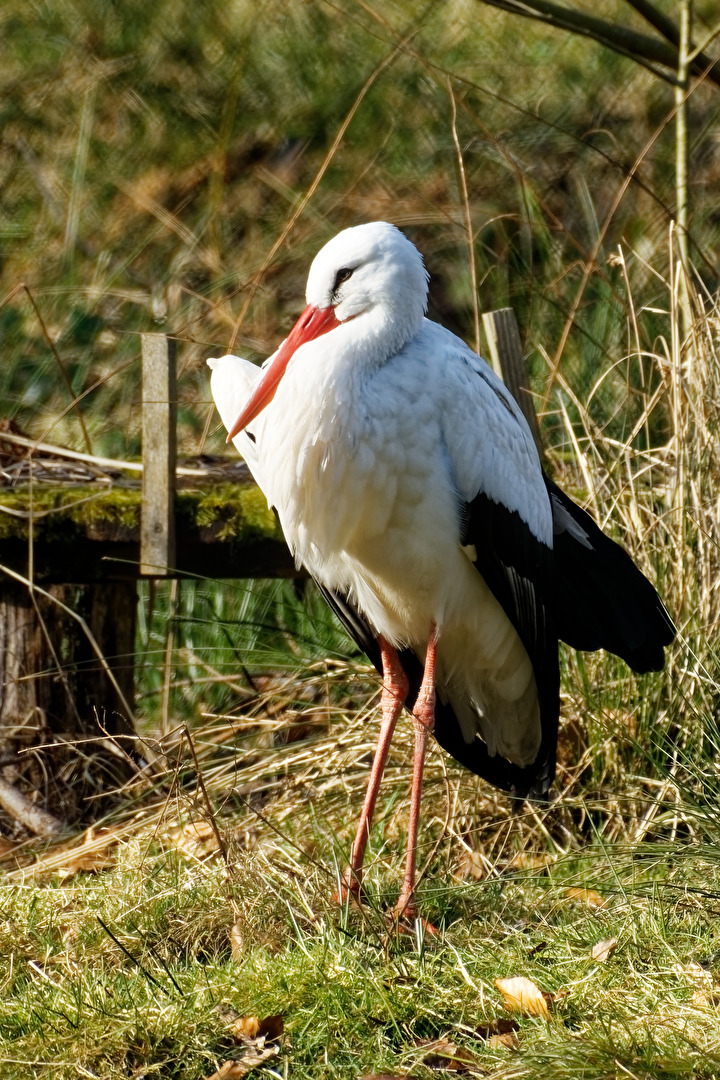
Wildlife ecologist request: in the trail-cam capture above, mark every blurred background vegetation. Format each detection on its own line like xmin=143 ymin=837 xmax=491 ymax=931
xmin=2 ymin=0 xmax=718 ymax=456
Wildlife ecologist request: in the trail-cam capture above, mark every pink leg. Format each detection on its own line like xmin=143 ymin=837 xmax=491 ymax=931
xmin=392 ymin=626 xmax=438 ymax=923
xmin=340 ymin=636 xmax=409 ymax=899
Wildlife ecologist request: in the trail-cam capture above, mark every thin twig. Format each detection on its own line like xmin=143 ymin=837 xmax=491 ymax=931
xmin=15 ymin=284 xmax=93 ymax=454
xmin=182 ymin=724 xmax=229 ymax=868
xmin=0 ymin=429 xmax=219 ymax=477
xmin=447 ymin=79 xmax=480 ymax=355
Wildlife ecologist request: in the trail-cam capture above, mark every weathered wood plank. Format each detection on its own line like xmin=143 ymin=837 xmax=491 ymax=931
xmin=482 ymin=308 xmax=543 ymax=458
xmin=140 ymin=333 xmax=176 ymax=576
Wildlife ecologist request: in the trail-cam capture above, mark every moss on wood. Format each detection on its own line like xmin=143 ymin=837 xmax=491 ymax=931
xmin=178 ymin=484 xmax=281 ymax=541
xmin=0 ymin=483 xmax=282 ymax=543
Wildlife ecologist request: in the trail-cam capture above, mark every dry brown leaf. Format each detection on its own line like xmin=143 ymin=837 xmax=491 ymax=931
xmin=691 ymin=988 xmax=720 ymax=1008
xmin=674 ymin=961 xmax=713 ymax=985
xmin=507 ymin=852 xmax=554 ymax=871
xmin=495 ymin=976 xmax=552 ymax=1019
xmin=419 ymin=1037 xmax=485 ymax=1073
xmin=357 ymin=1075 xmax=413 ymax=1079
xmin=227 ymin=1013 xmax=283 ymax=1044
xmin=55 ymin=828 xmax=118 ymax=880
xmin=205 ymin=1045 xmax=279 ymax=1080
xmin=565 ymin=887 xmax=606 ymax=908
xmin=229 ymin=1016 xmax=260 ymax=1040
xmin=487 ymin=1031 xmax=519 ymax=1049
xmin=590 ymin=937 xmax=618 ymax=962
xmin=475 ymin=1017 xmax=520 ymax=1048
xmin=256 ymin=1014 xmax=284 ymax=1041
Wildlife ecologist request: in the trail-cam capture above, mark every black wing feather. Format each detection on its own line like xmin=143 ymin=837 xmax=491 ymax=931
xmin=545 ymin=477 xmax=676 ymax=672
xmin=457 ymin=493 xmax=559 ymax=798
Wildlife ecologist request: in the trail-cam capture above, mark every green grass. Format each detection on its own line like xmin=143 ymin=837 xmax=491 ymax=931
xmin=2 ymin=0 xmax=719 ymax=460
xmin=4 ymin=794 xmax=720 ymax=1079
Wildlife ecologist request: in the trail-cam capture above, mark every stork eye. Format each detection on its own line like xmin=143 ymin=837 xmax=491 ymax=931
xmin=333 ymin=266 xmax=354 ymax=292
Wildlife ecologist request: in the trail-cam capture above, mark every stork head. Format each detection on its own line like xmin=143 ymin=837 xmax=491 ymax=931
xmin=305 ymin=221 xmax=429 ymax=333
xmin=226 ymin=222 xmax=429 ymax=440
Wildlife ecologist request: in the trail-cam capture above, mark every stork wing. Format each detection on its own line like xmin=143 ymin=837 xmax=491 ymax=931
xmin=208 ymin=354 xmax=269 ymax=493
xmin=435 ymin=331 xmax=560 ymax=796
xmin=546 ymin=477 xmax=676 ymax=671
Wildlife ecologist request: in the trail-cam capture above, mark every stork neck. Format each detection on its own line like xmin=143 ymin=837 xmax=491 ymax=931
xmin=333 ymin=304 xmax=420 ymax=372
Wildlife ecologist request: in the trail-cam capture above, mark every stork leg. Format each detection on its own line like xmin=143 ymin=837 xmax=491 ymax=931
xmin=392 ymin=626 xmax=438 ymax=924
xmin=340 ymin=636 xmax=409 ymax=900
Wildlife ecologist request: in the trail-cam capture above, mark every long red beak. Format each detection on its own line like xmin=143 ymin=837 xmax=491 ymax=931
xmin=226 ymin=304 xmax=340 ymax=441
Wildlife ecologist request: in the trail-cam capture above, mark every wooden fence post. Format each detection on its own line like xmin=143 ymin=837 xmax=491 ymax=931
xmin=482 ymin=308 xmax=544 ymax=459
xmin=141 ymin=333 xmax=176 ymax=576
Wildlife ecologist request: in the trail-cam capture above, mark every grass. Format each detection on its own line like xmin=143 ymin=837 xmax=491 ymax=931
xmin=2 ymin=0 xmax=719 ymax=460
xmin=4 ymin=764 xmax=720 ymax=1079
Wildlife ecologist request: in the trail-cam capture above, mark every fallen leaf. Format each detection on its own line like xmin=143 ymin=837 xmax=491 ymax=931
xmin=419 ymin=1037 xmax=485 ymax=1073
xmin=256 ymin=1014 xmax=284 ymax=1041
xmin=507 ymin=852 xmax=554 ymax=871
xmin=54 ymin=828 xmax=118 ymax=880
xmin=692 ymin=987 xmax=720 ymax=1008
xmin=674 ymin=960 xmax=713 ymax=985
xmin=357 ymin=1075 xmax=413 ymax=1079
xmin=172 ymin=819 xmax=221 ymax=860
xmin=227 ymin=1013 xmax=284 ymax=1044
xmin=229 ymin=1016 xmax=260 ymax=1040
xmin=456 ymin=849 xmax=489 ymax=880
xmin=205 ymin=1046 xmax=279 ymax=1080
xmin=590 ymin=937 xmax=618 ymax=962
xmin=487 ymin=1030 xmax=519 ymax=1049
xmin=495 ymin=976 xmax=552 ymax=1019
xmin=565 ymin=887 xmax=606 ymax=908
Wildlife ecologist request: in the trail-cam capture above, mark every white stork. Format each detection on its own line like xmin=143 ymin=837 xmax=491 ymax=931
xmin=208 ymin=222 xmax=674 ymax=921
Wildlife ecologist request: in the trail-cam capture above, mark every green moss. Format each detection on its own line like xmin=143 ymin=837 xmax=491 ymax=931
xmin=0 ymin=485 xmax=141 ymax=541
xmin=178 ymin=483 xmax=281 ymax=542
xmin=0 ymin=483 xmax=281 ymax=542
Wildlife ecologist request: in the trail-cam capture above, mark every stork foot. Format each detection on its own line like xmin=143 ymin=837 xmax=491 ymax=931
xmin=388 ymin=898 xmax=438 ymax=937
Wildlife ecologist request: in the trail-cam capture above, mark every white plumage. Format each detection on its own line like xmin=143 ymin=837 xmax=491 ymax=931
xmin=209 ymin=227 xmax=548 ymax=766
xmin=209 ymin=221 xmax=674 ymax=919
